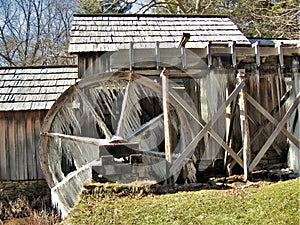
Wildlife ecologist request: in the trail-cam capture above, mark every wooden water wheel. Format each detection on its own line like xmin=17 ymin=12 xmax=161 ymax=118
xmin=39 ymin=71 xmax=199 ymax=216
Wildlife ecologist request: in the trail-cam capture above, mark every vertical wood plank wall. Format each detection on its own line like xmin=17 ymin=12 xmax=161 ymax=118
xmin=0 ymin=110 xmax=47 ymax=180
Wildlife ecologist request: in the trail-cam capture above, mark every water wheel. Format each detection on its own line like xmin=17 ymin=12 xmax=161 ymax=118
xmin=39 ymin=71 xmax=199 ymax=216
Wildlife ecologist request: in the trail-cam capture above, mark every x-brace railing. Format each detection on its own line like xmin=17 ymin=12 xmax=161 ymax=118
xmin=169 ymin=80 xmax=246 ymax=175
xmin=228 ymin=89 xmax=293 ymax=170
xmin=248 ymin=92 xmax=300 ymax=171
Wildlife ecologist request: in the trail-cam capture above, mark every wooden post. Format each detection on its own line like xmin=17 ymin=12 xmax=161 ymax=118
xmin=207 ymin=41 xmax=212 ymax=68
xmin=129 ymin=42 xmax=134 ymax=71
xmin=252 ymin=41 xmax=260 ymax=69
xmin=276 ymin=42 xmax=284 ymax=69
xmin=155 ymin=41 xmax=160 ymax=70
xmin=161 ymin=68 xmax=174 ymax=187
xmin=181 ymin=46 xmax=186 ymax=70
xmin=237 ymin=69 xmax=251 ymax=181
xmin=229 ymin=41 xmax=236 ymax=68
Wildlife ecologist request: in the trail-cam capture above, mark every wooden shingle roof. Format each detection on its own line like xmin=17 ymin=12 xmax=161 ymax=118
xmin=0 ymin=66 xmax=78 ymax=111
xmin=69 ymin=14 xmax=250 ymax=53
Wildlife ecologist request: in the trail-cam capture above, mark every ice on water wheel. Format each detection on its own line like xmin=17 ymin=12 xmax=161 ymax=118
xmin=39 ymin=71 xmax=198 ymax=217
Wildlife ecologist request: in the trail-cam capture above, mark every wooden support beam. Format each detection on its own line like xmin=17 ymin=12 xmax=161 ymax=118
xmin=229 ymin=90 xmax=292 ymax=170
xmin=170 ymin=83 xmax=245 ymax=166
xmin=249 ymin=93 xmax=300 ymax=171
xmin=207 ymin=41 xmax=212 ymax=67
xmin=225 ymin=89 xmax=238 ymax=173
xmin=181 ymin=46 xmax=187 ymax=70
xmin=245 ymin=93 xmax=300 ymax=148
xmin=237 ymin=70 xmax=251 ymax=180
xmin=246 ymin=90 xmax=290 ymax=145
xmin=155 ymin=42 xmax=160 ymax=70
xmin=132 ymin=72 xmax=244 ymax=172
xmin=229 ymin=41 xmax=236 ymax=68
xmin=276 ymin=42 xmax=284 ymax=69
xmin=129 ymin=42 xmax=134 ymax=71
xmin=161 ymin=68 xmax=174 ymax=187
xmin=252 ymin=41 xmax=260 ymax=68
xmin=247 ymin=114 xmax=284 ymax=156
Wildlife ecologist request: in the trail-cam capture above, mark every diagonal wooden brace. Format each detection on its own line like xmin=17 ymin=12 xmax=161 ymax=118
xmin=229 ymin=90 xmax=294 ymax=169
xmin=170 ymin=81 xmax=245 ymax=175
xmin=245 ymin=93 xmax=300 ymax=148
xmin=249 ymin=93 xmax=300 ymax=171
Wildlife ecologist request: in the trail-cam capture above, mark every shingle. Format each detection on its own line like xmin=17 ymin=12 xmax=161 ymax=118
xmin=0 ymin=66 xmax=78 ymax=111
xmin=69 ymin=15 xmax=249 ymax=53
xmin=31 ymin=102 xmax=47 ymax=110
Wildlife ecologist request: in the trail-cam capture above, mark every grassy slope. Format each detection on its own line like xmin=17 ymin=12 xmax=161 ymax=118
xmin=62 ymin=178 xmax=300 ymax=225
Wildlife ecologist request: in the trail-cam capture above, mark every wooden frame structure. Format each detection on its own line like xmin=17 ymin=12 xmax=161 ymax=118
xmin=75 ymin=39 xmax=300 ymax=170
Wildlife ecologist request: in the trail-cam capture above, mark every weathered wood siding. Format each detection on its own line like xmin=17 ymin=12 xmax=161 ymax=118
xmin=0 ymin=110 xmax=47 ymax=180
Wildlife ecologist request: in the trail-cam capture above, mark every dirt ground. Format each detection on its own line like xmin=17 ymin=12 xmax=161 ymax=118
xmin=0 ymin=180 xmax=50 ymax=222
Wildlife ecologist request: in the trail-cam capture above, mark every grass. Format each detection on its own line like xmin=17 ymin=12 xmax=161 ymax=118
xmin=62 ymin=178 xmax=300 ymax=225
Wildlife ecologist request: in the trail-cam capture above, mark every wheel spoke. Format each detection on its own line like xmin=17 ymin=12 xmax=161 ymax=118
xmin=76 ymin=87 xmax=113 ymax=139
xmin=115 ymin=80 xmax=131 ymax=137
xmin=42 ymin=132 xmax=109 ymax=146
xmin=126 ymin=112 xmax=164 ymax=141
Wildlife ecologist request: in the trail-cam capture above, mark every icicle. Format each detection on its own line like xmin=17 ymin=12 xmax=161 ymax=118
xmin=47 ymin=136 xmax=99 ymax=185
xmin=113 ymin=81 xmax=145 ymax=138
xmin=51 ymin=162 xmax=94 ymax=218
xmin=202 ymin=67 xmax=228 ymax=166
xmin=48 ymin=138 xmax=64 ymax=184
xmin=51 ymin=100 xmax=81 ymax=135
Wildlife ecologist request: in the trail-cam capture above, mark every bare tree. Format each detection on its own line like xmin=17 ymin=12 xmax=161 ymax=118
xmin=1 ymin=0 xmax=298 ymax=67
xmin=0 ymin=0 xmax=76 ymax=66
xmin=136 ymin=0 xmax=299 ymax=39
xmin=76 ymin=0 xmax=138 ymax=13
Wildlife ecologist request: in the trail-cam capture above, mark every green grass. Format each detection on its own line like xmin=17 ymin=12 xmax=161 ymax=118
xmin=62 ymin=178 xmax=300 ymax=225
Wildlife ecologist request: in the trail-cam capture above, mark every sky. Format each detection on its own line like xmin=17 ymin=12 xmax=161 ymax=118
xmin=129 ymin=0 xmax=153 ymax=14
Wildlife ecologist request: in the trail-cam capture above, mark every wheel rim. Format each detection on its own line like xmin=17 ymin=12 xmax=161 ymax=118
xmin=40 ymin=71 xmax=197 ymax=187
